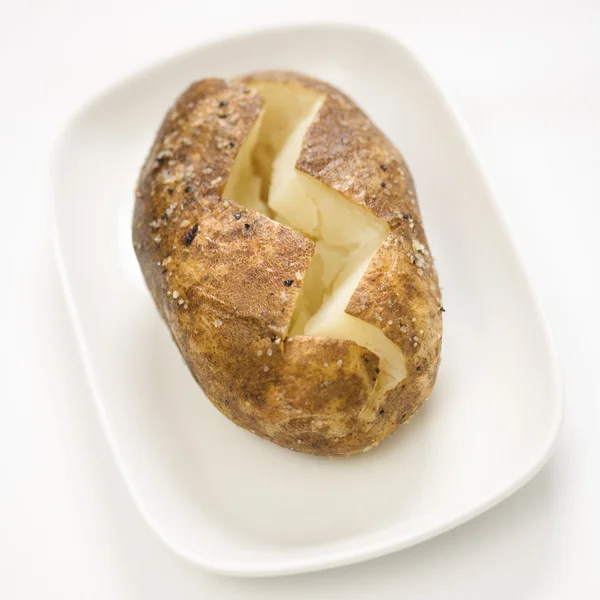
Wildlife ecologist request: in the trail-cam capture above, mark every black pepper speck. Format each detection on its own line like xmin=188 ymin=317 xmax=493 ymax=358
xmin=182 ymin=224 xmax=199 ymax=246
xmin=283 ymin=279 xmax=293 ymax=287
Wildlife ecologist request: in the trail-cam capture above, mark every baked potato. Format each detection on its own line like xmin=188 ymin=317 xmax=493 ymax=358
xmin=133 ymin=71 xmax=442 ymax=456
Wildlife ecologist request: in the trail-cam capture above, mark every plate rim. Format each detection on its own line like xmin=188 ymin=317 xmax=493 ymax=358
xmin=47 ymin=21 xmax=565 ymax=577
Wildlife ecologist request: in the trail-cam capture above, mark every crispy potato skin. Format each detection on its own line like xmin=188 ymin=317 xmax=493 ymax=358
xmin=133 ymin=72 xmax=442 ymax=456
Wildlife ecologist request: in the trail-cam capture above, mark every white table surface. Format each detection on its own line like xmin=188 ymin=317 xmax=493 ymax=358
xmin=1 ymin=0 xmax=599 ymax=597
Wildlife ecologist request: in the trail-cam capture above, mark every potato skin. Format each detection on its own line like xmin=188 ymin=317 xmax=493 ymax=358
xmin=133 ymin=72 xmax=442 ymax=456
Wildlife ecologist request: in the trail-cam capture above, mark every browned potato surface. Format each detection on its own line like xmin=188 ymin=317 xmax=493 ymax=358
xmin=133 ymin=71 xmax=442 ymax=456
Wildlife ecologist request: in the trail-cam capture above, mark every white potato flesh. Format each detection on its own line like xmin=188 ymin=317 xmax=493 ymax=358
xmin=227 ymin=83 xmax=406 ymax=393
xmin=269 ymin=104 xmax=321 ymax=235
xmin=223 ymin=112 xmax=266 ymax=214
xmin=249 ymin=81 xmax=320 ymax=201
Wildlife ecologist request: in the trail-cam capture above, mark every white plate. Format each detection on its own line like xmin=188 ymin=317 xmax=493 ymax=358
xmin=49 ymin=24 xmax=563 ymax=577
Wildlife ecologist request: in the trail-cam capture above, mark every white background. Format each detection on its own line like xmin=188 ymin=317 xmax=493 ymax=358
xmin=1 ymin=0 xmax=599 ymax=597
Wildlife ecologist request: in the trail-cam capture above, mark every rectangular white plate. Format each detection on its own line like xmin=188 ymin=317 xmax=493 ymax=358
xmin=49 ymin=24 xmax=563 ymax=577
